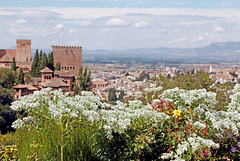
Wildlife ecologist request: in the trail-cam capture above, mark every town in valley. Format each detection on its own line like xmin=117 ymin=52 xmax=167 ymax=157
xmin=1 ymin=39 xmax=240 ymax=101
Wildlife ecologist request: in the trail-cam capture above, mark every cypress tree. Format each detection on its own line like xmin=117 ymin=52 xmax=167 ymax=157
xmin=108 ymin=88 xmax=117 ymax=102
xmin=55 ymin=62 xmax=61 ymax=71
xmin=31 ymin=49 xmax=40 ymax=77
xmin=41 ymin=53 xmax=48 ymax=70
xmin=73 ymin=66 xmax=92 ymax=95
xmin=118 ymin=90 xmax=124 ymax=101
xmin=16 ymin=67 xmax=24 ymax=84
xmin=48 ymin=52 xmax=54 ymax=71
xmin=85 ymin=70 xmax=92 ymax=91
xmin=11 ymin=57 xmax=16 ymax=71
xmin=39 ymin=50 xmax=43 ymax=69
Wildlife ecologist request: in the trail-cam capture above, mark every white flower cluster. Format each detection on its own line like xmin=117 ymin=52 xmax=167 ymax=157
xmin=100 ymin=102 xmax=170 ymax=139
xmin=144 ymin=83 xmax=163 ymax=93
xmin=161 ymin=136 xmax=219 ymax=160
xmin=160 ymin=88 xmax=216 ymax=108
xmin=11 ymin=88 xmax=105 ymax=129
xmin=193 ymin=121 xmax=206 ymax=129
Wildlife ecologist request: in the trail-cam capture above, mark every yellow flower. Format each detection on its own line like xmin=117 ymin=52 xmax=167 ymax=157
xmin=173 ymin=109 xmax=181 ymax=118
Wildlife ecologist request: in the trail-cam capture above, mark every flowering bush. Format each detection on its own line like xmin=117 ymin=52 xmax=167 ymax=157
xmin=10 ymin=84 xmax=240 ymax=160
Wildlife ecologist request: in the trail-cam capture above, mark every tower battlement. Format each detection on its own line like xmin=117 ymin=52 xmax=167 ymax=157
xmin=51 ymin=45 xmax=82 ymax=49
xmin=16 ymin=39 xmax=31 ymax=44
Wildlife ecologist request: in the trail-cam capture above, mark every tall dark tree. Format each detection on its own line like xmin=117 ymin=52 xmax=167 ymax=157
xmin=31 ymin=49 xmax=40 ymax=77
xmin=48 ymin=52 xmax=54 ymax=71
xmin=55 ymin=62 xmax=61 ymax=71
xmin=74 ymin=66 xmax=92 ymax=95
xmin=16 ymin=67 xmax=24 ymax=84
xmin=41 ymin=53 xmax=48 ymax=70
xmin=118 ymin=90 xmax=125 ymax=101
xmin=108 ymin=88 xmax=117 ymax=102
xmin=11 ymin=57 xmax=16 ymax=71
xmin=39 ymin=50 xmax=43 ymax=69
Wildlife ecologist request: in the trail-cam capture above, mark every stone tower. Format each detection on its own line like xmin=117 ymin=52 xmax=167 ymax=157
xmin=16 ymin=39 xmax=31 ymax=61
xmin=51 ymin=46 xmax=82 ymax=76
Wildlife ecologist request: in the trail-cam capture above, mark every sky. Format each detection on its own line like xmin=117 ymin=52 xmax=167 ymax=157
xmin=1 ymin=0 xmax=240 ymax=50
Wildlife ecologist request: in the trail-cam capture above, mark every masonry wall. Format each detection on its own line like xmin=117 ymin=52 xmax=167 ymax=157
xmin=16 ymin=39 xmax=31 ymax=61
xmin=51 ymin=46 xmax=82 ymax=76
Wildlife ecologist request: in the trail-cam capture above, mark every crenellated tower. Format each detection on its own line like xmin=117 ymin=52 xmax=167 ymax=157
xmin=16 ymin=39 xmax=31 ymax=61
xmin=51 ymin=45 xmax=82 ymax=76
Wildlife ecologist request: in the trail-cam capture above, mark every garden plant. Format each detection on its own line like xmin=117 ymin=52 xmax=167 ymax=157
xmin=8 ymin=83 xmax=240 ymax=160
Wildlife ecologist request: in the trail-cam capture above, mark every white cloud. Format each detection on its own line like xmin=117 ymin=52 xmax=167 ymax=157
xmin=133 ymin=21 xmax=149 ymax=28
xmin=2 ymin=7 xmax=240 ymax=50
xmin=105 ymin=18 xmax=128 ymax=26
xmin=68 ymin=28 xmax=76 ymax=34
xmin=198 ymin=35 xmax=204 ymax=40
xmin=16 ymin=19 xmax=27 ymax=24
xmin=54 ymin=23 xmax=64 ymax=30
xmin=214 ymin=26 xmax=224 ymax=32
xmin=41 ymin=7 xmax=240 ymax=20
xmin=79 ymin=21 xmax=92 ymax=26
xmin=69 ymin=41 xmax=81 ymax=45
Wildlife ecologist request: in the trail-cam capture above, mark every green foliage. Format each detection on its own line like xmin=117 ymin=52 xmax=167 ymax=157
xmin=11 ymin=57 xmax=16 ymax=71
xmin=31 ymin=49 xmax=41 ymax=77
xmin=0 ymin=89 xmax=16 ymax=134
xmin=41 ymin=53 xmax=48 ymax=70
xmin=108 ymin=88 xmax=117 ymax=102
xmin=47 ymin=52 xmax=54 ymax=71
xmin=0 ymin=106 xmax=16 ymax=134
xmin=0 ymin=68 xmax=16 ymax=89
xmin=0 ymin=134 xmax=18 ymax=160
xmin=55 ymin=62 xmax=61 ymax=71
xmin=138 ymin=71 xmax=149 ymax=81
xmin=39 ymin=50 xmax=42 ymax=69
xmin=0 ymin=144 xmax=18 ymax=160
xmin=118 ymin=90 xmax=124 ymax=101
xmin=0 ymin=69 xmax=16 ymax=134
xmin=0 ymin=86 xmax=14 ymax=106
xmin=74 ymin=66 xmax=92 ymax=95
xmin=16 ymin=68 xmax=24 ymax=85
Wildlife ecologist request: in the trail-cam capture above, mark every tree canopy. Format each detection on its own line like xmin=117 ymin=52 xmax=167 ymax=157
xmin=74 ymin=66 xmax=92 ymax=95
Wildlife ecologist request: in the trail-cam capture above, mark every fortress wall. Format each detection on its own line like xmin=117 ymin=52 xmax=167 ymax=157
xmin=51 ymin=46 xmax=82 ymax=76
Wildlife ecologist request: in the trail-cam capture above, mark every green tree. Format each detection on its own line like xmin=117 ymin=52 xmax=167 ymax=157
xmin=0 ymin=86 xmax=16 ymax=134
xmin=11 ymin=57 xmax=16 ymax=71
xmin=74 ymin=66 xmax=92 ymax=95
xmin=0 ymin=68 xmax=16 ymax=88
xmin=108 ymin=88 xmax=117 ymax=102
xmin=39 ymin=50 xmax=43 ymax=69
xmin=118 ymin=90 xmax=124 ymax=101
xmin=138 ymin=71 xmax=149 ymax=81
xmin=16 ymin=67 xmax=24 ymax=84
xmin=41 ymin=53 xmax=48 ymax=70
xmin=55 ymin=62 xmax=61 ymax=71
xmin=0 ymin=69 xmax=16 ymax=134
xmin=31 ymin=49 xmax=40 ymax=77
xmin=48 ymin=52 xmax=54 ymax=71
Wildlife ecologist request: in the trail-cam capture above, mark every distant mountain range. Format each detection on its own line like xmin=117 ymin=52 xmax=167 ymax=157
xmin=32 ymin=42 xmax=240 ymax=63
